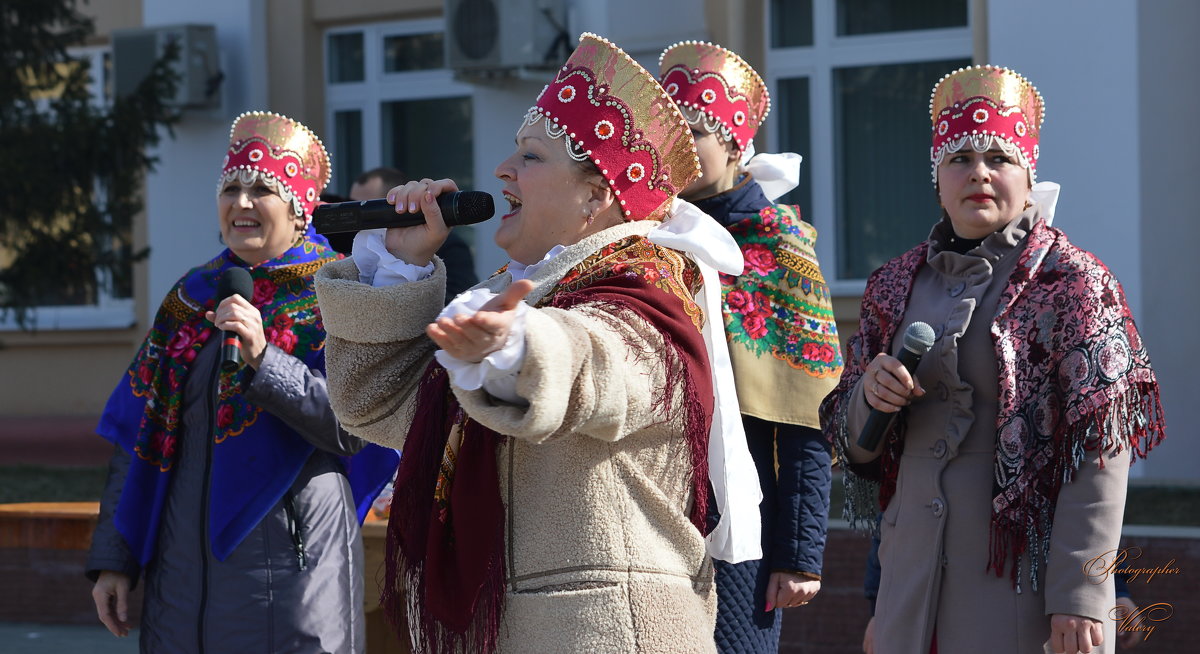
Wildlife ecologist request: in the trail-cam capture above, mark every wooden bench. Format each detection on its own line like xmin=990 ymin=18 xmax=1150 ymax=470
xmin=0 ymin=502 xmax=409 ymax=652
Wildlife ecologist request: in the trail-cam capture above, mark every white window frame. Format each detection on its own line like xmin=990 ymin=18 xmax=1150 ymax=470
xmin=324 ymin=18 xmax=475 ymax=194
xmin=1 ymin=45 xmax=135 ymax=331
xmin=764 ymin=0 xmax=973 ymax=294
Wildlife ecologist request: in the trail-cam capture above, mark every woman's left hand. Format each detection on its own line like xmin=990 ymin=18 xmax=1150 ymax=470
xmin=1048 ymin=613 xmax=1104 ymax=653
xmin=205 ymin=295 xmax=268 ymax=369
xmin=765 ymin=571 xmax=819 ymax=611
xmin=427 ymin=280 xmax=534 ymax=363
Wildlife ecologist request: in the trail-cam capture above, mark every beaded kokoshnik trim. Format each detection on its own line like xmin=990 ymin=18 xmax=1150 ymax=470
xmin=521 ymin=32 xmax=700 ymax=221
xmin=929 ymin=65 xmax=1045 ymax=185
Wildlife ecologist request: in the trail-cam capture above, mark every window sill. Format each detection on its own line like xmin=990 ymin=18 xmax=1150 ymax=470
xmin=0 ymin=301 xmax=137 ymax=334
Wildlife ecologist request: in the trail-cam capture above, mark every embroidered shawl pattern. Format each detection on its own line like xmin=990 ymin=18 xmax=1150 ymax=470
xmin=383 ymin=234 xmax=713 ymax=654
xmin=720 ymin=204 xmax=842 ymax=377
xmin=99 ymin=233 xmax=394 ymax=564
xmin=820 ymin=219 xmax=1165 ymax=590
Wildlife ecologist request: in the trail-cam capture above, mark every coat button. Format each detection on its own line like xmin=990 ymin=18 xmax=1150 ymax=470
xmin=931 ymin=498 xmax=945 ymax=517
xmin=936 ymin=381 xmax=950 ymax=401
xmin=932 ymin=439 xmax=948 ymax=458
xmin=948 ymin=281 xmax=966 ymax=297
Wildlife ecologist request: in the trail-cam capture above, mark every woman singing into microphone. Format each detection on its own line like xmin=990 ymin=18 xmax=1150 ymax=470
xmin=315 ymin=33 xmax=761 ymax=653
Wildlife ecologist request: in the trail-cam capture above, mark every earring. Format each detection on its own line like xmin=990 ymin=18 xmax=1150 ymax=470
xmin=584 ymin=208 xmax=594 ymax=225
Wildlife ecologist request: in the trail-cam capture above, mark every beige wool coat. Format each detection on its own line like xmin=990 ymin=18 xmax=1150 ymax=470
xmin=314 ymin=221 xmax=717 ymax=653
xmin=846 ymin=214 xmax=1127 ymax=653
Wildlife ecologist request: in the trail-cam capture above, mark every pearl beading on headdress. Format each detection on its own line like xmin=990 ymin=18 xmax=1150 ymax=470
xmin=658 ymin=40 xmax=771 ymax=154
xmin=218 ymin=111 xmax=332 ymax=224
xmin=928 ymin=65 xmax=1045 ymax=184
xmin=524 ymin=32 xmax=701 ymax=221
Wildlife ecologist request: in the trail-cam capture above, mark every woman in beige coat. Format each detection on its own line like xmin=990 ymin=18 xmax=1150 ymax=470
xmin=314 ymin=33 xmax=761 ymax=654
xmin=820 ymin=66 xmax=1165 ymax=654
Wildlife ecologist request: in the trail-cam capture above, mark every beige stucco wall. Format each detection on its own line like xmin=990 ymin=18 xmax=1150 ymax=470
xmin=0 ymin=332 xmax=143 ymax=416
xmin=81 ymin=0 xmax=142 ymax=44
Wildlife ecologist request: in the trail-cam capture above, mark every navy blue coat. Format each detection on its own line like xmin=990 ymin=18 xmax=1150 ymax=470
xmin=697 ymin=179 xmax=833 ymax=653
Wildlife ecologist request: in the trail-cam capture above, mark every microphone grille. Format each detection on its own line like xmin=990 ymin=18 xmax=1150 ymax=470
xmin=450 ymin=191 xmax=495 ymax=226
xmin=218 ymin=267 xmax=254 ymax=302
xmin=904 ymin=321 xmax=936 ymax=353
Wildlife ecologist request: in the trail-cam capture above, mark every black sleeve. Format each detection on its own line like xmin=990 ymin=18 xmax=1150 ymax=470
xmin=85 ymin=444 xmax=141 ymax=585
xmin=436 ymin=231 xmax=478 ymax=303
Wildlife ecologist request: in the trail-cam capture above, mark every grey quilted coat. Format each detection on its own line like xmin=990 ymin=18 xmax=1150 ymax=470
xmin=86 ymin=341 xmax=367 ymax=653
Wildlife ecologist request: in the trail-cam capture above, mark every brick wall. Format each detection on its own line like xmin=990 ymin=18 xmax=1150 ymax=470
xmin=3 ymin=517 xmax=1195 ymax=653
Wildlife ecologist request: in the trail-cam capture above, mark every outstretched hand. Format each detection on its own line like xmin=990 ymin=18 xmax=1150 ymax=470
xmin=427 ymin=279 xmax=535 ymax=363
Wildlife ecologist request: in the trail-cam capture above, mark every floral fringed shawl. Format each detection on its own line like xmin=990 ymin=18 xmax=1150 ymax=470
xmin=820 ymin=218 xmax=1165 ymax=591
xmin=98 ymin=229 xmax=397 ymax=564
xmin=383 ymin=235 xmax=713 ymax=654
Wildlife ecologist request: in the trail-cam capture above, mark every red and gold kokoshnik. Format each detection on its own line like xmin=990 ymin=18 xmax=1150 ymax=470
xmin=658 ymin=40 xmax=771 ymax=153
xmin=929 ymin=65 xmax=1045 ymax=182
xmin=219 ymin=111 xmax=331 ymax=219
xmin=525 ymin=32 xmax=700 ymax=221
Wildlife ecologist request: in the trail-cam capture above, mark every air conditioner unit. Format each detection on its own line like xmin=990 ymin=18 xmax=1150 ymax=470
xmin=445 ymin=0 xmax=569 ymax=73
xmin=112 ymin=24 xmax=222 ymax=109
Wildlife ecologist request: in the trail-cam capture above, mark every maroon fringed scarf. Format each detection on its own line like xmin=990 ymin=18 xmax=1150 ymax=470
xmin=820 ymin=219 xmax=1166 ymax=591
xmin=382 ymin=235 xmax=713 ymax=653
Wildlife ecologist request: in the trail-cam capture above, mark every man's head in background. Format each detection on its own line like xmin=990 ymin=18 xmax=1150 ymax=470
xmin=349 ymin=167 xmax=407 ymax=202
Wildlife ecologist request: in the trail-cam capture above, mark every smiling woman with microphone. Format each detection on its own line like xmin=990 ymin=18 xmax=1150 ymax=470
xmin=86 ymin=112 xmax=395 ymax=653
xmin=819 ymin=67 xmax=1166 ymax=654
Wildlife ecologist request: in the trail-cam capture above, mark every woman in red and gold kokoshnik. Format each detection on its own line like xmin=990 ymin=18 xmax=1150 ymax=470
xmin=87 ymin=112 xmax=396 ymax=653
xmin=659 ymin=40 xmax=842 ymax=653
xmin=821 ymin=66 xmax=1166 ymax=654
xmin=314 ymin=33 xmax=763 ymax=654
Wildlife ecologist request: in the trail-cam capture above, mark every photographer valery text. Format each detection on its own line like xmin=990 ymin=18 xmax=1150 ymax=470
xmin=1083 ymin=547 xmax=1181 ymax=583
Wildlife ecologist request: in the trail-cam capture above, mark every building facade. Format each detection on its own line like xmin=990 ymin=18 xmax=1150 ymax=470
xmin=2 ymin=0 xmax=1196 ymax=483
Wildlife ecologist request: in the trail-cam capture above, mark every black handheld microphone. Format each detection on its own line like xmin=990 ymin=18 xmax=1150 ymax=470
xmin=856 ymin=321 xmax=936 ymax=451
xmin=311 ymin=191 xmax=495 ymax=235
xmin=216 ymin=267 xmax=254 ymax=372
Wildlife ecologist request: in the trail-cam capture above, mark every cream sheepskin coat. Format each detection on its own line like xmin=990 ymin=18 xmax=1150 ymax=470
xmin=314 ymin=221 xmax=717 ymax=653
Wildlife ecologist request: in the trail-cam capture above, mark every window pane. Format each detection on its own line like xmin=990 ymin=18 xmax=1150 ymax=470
xmin=837 ymin=0 xmax=967 ymax=36
xmin=381 ymin=97 xmax=474 ymax=192
xmin=327 ymin=32 xmax=364 ymax=83
xmin=773 ymin=76 xmax=812 ymax=223
xmin=834 ymin=58 xmax=969 ymax=279
xmin=770 ymin=0 xmax=814 ymax=47
xmin=384 ymin=32 xmax=445 ymax=72
xmin=332 ymin=110 xmax=363 ymax=197
xmin=768 ymin=0 xmax=816 ymax=47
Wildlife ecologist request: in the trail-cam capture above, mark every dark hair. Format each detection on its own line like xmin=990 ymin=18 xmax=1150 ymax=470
xmin=354 ymin=166 xmax=408 ymax=189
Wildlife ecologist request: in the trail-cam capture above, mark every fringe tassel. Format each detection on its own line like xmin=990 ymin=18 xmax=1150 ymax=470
xmin=383 ymin=363 xmax=506 ymax=654
xmin=549 ymin=290 xmax=712 ymax=534
xmin=985 ymin=381 xmax=1166 ymax=591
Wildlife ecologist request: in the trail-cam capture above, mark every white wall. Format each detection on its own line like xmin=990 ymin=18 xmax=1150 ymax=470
xmin=467 ymin=80 xmax=547 ymax=279
xmin=461 ymin=0 xmax=713 ymax=279
xmin=991 ymin=0 xmax=1199 ymax=483
xmin=142 ymin=0 xmax=269 ymax=321
xmin=1135 ymin=0 xmax=1200 ymax=483
xmin=988 ymin=0 xmax=1143 ymax=317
